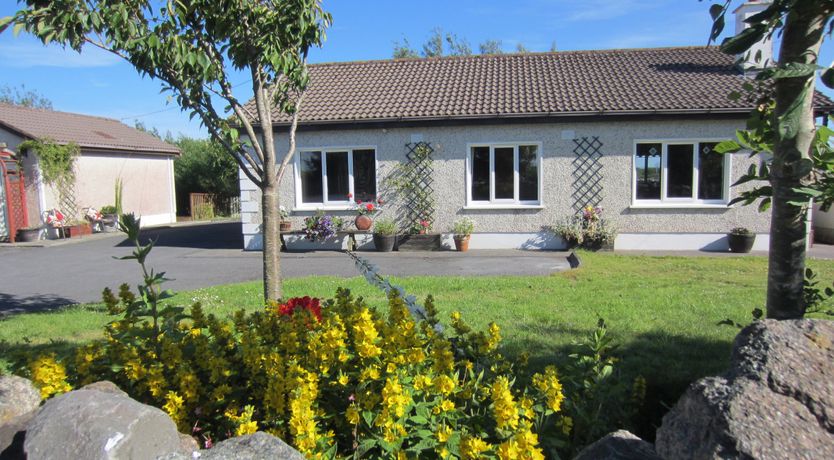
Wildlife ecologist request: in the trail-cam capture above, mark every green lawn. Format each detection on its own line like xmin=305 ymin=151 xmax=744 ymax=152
xmin=3 ymin=251 xmax=833 ymax=432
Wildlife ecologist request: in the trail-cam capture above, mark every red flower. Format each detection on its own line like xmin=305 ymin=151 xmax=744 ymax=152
xmin=357 ymin=199 xmax=363 ymax=204
xmin=365 ymin=203 xmax=374 ymax=212
xmin=347 ymin=193 xmax=353 ymax=199
xmin=276 ymin=296 xmax=322 ymax=321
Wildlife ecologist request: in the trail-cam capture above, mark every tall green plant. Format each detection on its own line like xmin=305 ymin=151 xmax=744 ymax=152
xmin=384 ymin=143 xmax=436 ymax=233
xmin=114 ymin=178 xmax=124 ymax=220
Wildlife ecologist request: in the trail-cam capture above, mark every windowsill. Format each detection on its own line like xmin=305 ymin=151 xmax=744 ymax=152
xmin=629 ymin=202 xmax=729 ymax=210
xmin=293 ymin=205 xmax=354 ymax=212
xmin=463 ymin=204 xmax=545 ymax=210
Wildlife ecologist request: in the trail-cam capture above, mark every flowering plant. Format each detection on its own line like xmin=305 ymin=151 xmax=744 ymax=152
xmin=279 ymin=205 xmax=290 ymax=220
xmin=413 ymin=219 xmax=432 ymax=234
xmin=20 ymin=218 xmax=640 ymax=458
xmin=274 ymin=296 xmax=322 ymax=322
xmin=553 ymin=205 xmax=617 ymax=250
xmin=303 ymin=211 xmax=344 ymax=241
xmin=350 ymin=193 xmax=383 ymax=216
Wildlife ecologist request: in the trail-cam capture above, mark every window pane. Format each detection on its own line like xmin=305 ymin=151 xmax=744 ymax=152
xmin=471 ymin=146 xmax=490 ymax=201
xmin=326 ymin=151 xmax=349 ymax=201
xmin=352 ymin=149 xmax=376 ymax=202
xmin=300 ymin=151 xmax=323 ymax=203
xmin=494 ymin=147 xmax=514 ymax=199
xmin=667 ymin=144 xmax=694 ymax=198
xmin=635 ymin=143 xmax=661 ymax=199
xmin=698 ymin=142 xmax=723 ymax=200
xmin=519 ymin=145 xmax=538 ymax=201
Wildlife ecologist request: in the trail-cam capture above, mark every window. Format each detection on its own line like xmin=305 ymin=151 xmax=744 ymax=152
xmin=467 ymin=143 xmax=541 ymax=206
xmin=296 ymin=147 xmax=376 ymax=206
xmin=633 ymin=140 xmax=727 ymax=204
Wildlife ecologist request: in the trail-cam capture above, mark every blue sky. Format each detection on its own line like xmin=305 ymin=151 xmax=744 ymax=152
xmin=1 ymin=0 xmax=832 ymax=139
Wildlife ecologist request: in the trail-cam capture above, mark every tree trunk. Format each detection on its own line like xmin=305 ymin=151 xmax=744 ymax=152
xmin=262 ymin=182 xmax=282 ymax=302
xmin=767 ymin=1 xmax=828 ymax=319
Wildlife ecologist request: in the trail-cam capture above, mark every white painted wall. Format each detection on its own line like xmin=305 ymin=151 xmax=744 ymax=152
xmin=239 ymin=118 xmax=770 ymax=251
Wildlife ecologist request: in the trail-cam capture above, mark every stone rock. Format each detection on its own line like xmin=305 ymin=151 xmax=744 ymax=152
xmin=81 ymin=380 xmax=128 ymax=397
xmin=0 ymin=410 xmax=36 ymax=460
xmin=0 ymin=376 xmax=40 ymax=425
xmin=656 ymin=319 xmax=834 ymax=460
xmin=200 ymin=432 xmax=303 ymax=460
xmin=573 ymin=430 xmax=661 ymax=460
xmin=178 ymin=432 xmax=200 ymax=454
xmin=24 ymin=387 xmax=181 ymax=460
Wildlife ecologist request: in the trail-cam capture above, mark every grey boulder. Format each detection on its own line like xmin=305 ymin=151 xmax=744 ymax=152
xmin=24 ymin=386 xmax=181 ymax=460
xmin=0 ymin=376 xmax=40 ymax=425
xmin=199 ymin=432 xmax=303 ymax=460
xmin=573 ymin=430 xmax=661 ymax=460
xmin=656 ymin=319 xmax=834 ymax=460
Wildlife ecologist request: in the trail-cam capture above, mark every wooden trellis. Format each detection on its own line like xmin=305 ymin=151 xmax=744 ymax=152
xmin=402 ymin=142 xmax=436 ymax=231
xmin=571 ymin=136 xmax=604 ymax=212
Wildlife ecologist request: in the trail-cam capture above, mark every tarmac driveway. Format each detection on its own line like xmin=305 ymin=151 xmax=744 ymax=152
xmin=0 ymin=221 xmax=571 ymax=315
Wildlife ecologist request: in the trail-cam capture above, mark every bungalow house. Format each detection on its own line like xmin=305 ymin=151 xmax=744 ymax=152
xmin=238 ymin=1 xmax=834 ymax=251
xmin=0 ymin=103 xmax=179 ymax=240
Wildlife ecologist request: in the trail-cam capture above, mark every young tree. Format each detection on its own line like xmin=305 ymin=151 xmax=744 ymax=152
xmin=3 ymin=1 xmax=331 ymax=302
xmin=422 ymin=27 xmax=444 ymax=58
xmin=479 ymin=39 xmax=504 ymax=55
xmin=0 ymin=83 xmax=53 ymax=109
xmin=708 ymin=0 xmax=834 ymax=318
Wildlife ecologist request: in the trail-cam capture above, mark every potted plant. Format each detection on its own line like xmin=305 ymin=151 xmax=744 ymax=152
xmin=351 ymin=194 xmax=382 ymax=231
xmin=373 ymin=217 xmax=397 ymax=252
xmin=728 ymin=227 xmax=756 ymax=253
xmin=553 ymin=205 xmax=617 ymax=251
xmin=279 ymin=206 xmax=291 ymax=232
xmin=15 ymin=226 xmax=41 ymax=242
xmin=65 ymin=219 xmax=92 ymax=238
xmin=452 ymin=217 xmax=474 ymax=252
xmin=100 ymin=205 xmax=119 ymax=232
xmin=303 ymin=211 xmax=344 ymax=242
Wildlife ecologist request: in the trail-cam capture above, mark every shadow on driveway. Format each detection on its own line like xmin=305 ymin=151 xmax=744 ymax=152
xmin=0 ymin=292 xmax=80 ymax=316
xmin=116 ymin=221 xmax=243 ymax=250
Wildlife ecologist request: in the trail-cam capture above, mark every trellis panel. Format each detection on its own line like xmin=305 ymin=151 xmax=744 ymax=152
xmin=571 ymin=136 xmax=604 ymax=212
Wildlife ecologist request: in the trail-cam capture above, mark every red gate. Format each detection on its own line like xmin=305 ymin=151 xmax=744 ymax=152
xmin=1 ymin=148 xmax=29 ymax=243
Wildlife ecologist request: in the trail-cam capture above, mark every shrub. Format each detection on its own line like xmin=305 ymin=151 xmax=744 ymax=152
xmin=22 ymin=216 xmax=640 ymax=458
xmin=194 ymin=202 xmax=215 ymax=221
xmin=374 ymin=218 xmax=397 ymax=236
xmin=452 ymin=218 xmax=475 ymax=237
xmin=553 ymin=206 xmax=616 ymax=250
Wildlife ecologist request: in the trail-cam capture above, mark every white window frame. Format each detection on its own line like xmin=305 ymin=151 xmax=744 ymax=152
xmin=631 ymin=138 xmax=731 ymax=208
xmin=294 ymin=146 xmax=378 ymax=210
xmin=465 ymin=142 xmax=544 ymax=209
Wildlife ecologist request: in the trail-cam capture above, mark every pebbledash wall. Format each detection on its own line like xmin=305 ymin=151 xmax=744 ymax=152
xmin=239 ymin=118 xmax=771 ymax=251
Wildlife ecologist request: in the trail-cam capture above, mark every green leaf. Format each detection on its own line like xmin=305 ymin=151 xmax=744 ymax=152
xmin=714 ymin=140 xmax=741 ymax=154
xmin=758 ymin=197 xmax=771 ymax=212
xmin=770 ymin=62 xmax=821 ymax=80
xmin=822 ymin=67 xmax=834 ymax=89
xmin=709 ymin=4 xmax=725 ymax=20
xmin=12 ymin=21 xmax=25 ymax=37
xmin=720 ymin=24 xmax=766 ymax=55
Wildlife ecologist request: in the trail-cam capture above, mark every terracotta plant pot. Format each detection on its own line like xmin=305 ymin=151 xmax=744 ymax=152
xmin=66 ymin=223 xmax=92 ymax=238
xmin=279 ymin=221 xmax=292 ymax=232
xmin=373 ymin=234 xmax=396 ymax=252
xmin=728 ymin=233 xmax=756 ymax=253
xmin=355 ymin=215 xmax=372 ymax=231
xmin=16 ymin=227 xmax=41 ymax=242
xmin=454 ymin=235 xmax=470 ymax=252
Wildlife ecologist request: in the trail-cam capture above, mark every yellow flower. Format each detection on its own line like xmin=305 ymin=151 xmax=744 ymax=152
xmin=490 ymin=376 xmax=519 ymax=430
xmin=346 ymin=405 xmax=360 ymax=425
xmin=29 ymin=354 xmax=72 ymax=399
xmin=461 ymin=436 xmax=492 ymax=459
xmin=433 ymin=374 xmax=456 ymax=395
xmin=413 ymin=374 xmax=433 ymax=391
xmin=436 ymin=425 xmax=453 ymax=443
xmin=162 ymin=391 xmax=185 ymax=426
xmin=337 ymin=372 xmax=349 ymax=386
xmin=433 ymin=398 xmax=455 ymax=414
xmin=532 ymin=366 xmax=564 ymax=413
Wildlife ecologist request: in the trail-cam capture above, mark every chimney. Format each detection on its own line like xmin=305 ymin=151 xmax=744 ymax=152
xmin=733 ymin=1 xmax=774 ymax=71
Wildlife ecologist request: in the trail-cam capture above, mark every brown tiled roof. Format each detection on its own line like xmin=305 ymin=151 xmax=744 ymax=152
xmin=0 ymin=103 xmax=179 ymax=156
xmin=250 ymin=46 xmax=834 ymax=127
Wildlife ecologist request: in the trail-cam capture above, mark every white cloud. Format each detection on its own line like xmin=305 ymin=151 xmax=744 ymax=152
xmin=0 ymin=41 xmax=122 ymax=68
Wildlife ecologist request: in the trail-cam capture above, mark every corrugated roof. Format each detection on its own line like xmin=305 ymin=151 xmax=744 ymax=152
xmin=0 ymin=103 xmax=179 ymax=155
xmin=248 ymin=46 xmax=834 ymax=126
